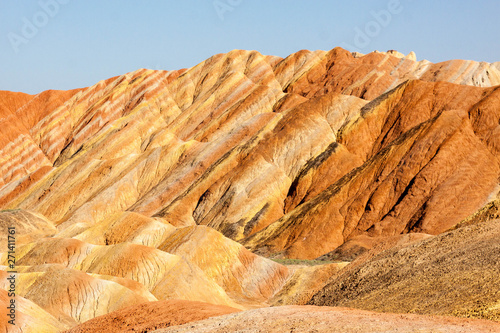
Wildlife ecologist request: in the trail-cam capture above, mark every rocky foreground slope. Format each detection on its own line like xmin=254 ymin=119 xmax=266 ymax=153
xmin=309 ymin=218 xmax=500 ymax=320
xmin=1 ymin=48 xmax=500 ymax=332
xmin=152 ymin=306 xmax=499 ymax=333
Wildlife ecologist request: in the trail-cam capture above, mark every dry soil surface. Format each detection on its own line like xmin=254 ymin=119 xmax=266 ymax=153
xmin=153 ymin=305 xmax=500 ymax=333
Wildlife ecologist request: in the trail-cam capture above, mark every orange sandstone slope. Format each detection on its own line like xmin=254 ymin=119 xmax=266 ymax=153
xmin=62 ymin=300 xmax=240 ymax=333
xmin=0 ymin=209 xmax=339 ymax=331
xmin=1 ymin=47 xmax=500 ymax=331
xmin=0 ymin=48 xmax=499 ymax=258
xmin=243 ymin=80 xmax=500 ymax=258
xmin=0 ymin=89 xmax=81 ymax=187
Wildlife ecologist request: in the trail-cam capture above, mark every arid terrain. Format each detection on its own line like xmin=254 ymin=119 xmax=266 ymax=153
xmin=1 ymin=47 xmax=500 ymax=332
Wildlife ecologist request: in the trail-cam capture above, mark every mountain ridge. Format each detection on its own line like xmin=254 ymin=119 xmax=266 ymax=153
xmin=1 ymin=47 xmax=500 ymax=332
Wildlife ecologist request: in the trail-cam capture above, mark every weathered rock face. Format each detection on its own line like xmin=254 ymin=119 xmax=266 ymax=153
xmin=0 ymin=89 xmax=81 ymax=188
xmin=0 ymin=210 xmax=307 ymax=330
xmin=243 ymin=80 xmax=500 ymax=259
xmin=62 ymin=300 xmax=240 ymax=333
xmin=0 ymin=265 xmax=155 ymax=327
xmin=1 ymin=47 xmax=500 ymax=331
xmin=308 ymin=218 xmax=500 ymax=321
xmin=0 ymin=288 xmax=68 ymax=333
xmin=1 ymin=49 xmax=499 ymax=238
xmin=0 ymin=209 xmax=57 ymax=248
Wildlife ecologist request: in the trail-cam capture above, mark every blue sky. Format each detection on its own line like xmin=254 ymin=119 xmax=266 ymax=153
xmin=1 ymin=0 xmax=499 ymax=94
